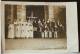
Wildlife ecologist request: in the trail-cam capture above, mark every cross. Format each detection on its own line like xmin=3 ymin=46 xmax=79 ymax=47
xmin=27 ymin=11 xmax=37 ymax=20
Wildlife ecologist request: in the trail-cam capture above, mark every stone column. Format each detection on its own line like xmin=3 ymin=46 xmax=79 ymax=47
xmin=48 ymin=5 xmax=54 ymax=21
xmin=8 ymin=5 xmax=14 ymax=38
xmin=10 ymin=5 xmax=14 ymax=23
xmin=17 ymin=5 xmax=26 ymax=22
xmin=44 ymin=6 xmax=49 ymax=22
xmin=48 ymin=6 xmax=54 ymax=38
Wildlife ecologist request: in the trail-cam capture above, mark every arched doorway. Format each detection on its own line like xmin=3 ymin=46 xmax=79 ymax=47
xmin=26 ymin=5 xmax=46 ymax=38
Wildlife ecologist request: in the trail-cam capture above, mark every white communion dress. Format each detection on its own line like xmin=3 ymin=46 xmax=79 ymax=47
xmin=15 ymin=24 xmax=21 ymax=38
xmin=24 ymin=22 xmax=28 ymax=38
xmin=8 ymin=24 xmax=14 ymax=38
xmin=20 ymin=23 xmax=26 ymax=38
xmin=27 ymin=22 xmax=33 ymax=38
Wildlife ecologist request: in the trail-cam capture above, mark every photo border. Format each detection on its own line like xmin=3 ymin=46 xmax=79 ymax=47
xmin=1 ymin=1 xmax=79 ymax=54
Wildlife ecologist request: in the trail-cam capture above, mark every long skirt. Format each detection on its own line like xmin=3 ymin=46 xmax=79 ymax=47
xmin=8 ymin=24 xmax=14 ymax=39
xmin=25 ymin=31 xmax=29 ymax=38
xmin=49 ymin=31 xmax=52 ymax=38
xmin=16 ymin=31 xmax=21 ymax=38
xmin=21 ymin=30 xmax=26 ymax=38
xmin=8 ymin=28 xmax=14 ymax=38
xmin=54 ymin=31 xmax=58 ymax=38
xmin=44 ymin=31 xmax=48 ymax=38
xmin=42 ymin=32 xmax=45 ymax=38
xmin=29 ymin=31 xmax=33 ymax=38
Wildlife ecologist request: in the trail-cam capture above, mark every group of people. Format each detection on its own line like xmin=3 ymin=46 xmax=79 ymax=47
xmin=7 ymin=18 xmax=64 ymax=39
xmin=33 ymin=18 xmax=64 ymax=38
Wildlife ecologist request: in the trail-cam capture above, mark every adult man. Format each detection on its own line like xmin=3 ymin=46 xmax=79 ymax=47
xmin=33 ymin=20 xmax=38 ymax=38
xmin=50 ymin=18 xmax=55 ymax=38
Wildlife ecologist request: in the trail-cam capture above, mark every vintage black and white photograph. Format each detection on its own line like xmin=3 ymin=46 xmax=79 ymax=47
xmin=1 ymin=1 xmax=79 ymax=54
xmin=4 ymin=4 xmax=67 ymax=50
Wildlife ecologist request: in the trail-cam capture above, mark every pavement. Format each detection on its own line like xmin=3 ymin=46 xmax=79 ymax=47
xmin=5 ymin=38 xmax=67 ymax=50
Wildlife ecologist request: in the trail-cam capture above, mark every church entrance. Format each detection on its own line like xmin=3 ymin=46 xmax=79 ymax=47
xmin=5 ymin=5 xmax=66 ymax=39
xmin=26 ymin=5 xmax=45 ymax=38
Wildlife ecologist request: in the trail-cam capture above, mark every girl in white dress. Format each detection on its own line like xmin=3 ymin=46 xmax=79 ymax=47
xmin=25 ymin=22 xmax=28 ymax=38
xmin=44 ymin=24 xmax=48 ymax=38
xmin=15 ymin=23 xmax=21 ymax=38
xmin=8 ymin=24 xmax=14 ymax=39
xmin=21 ymin=23 xmax=25 ymax=38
